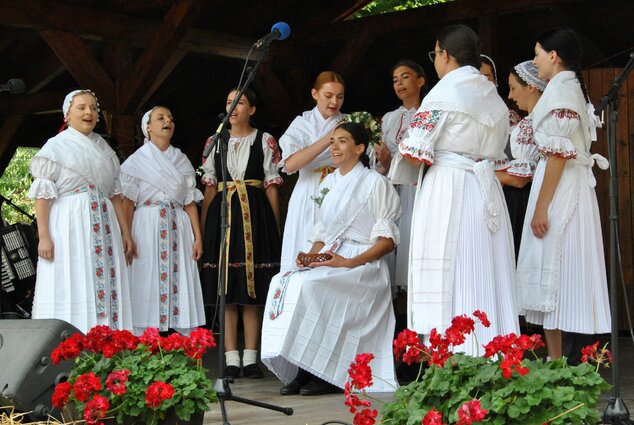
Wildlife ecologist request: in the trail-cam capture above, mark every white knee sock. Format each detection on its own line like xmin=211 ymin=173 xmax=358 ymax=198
xmin=225 ymin=350 xmax=240 ymax=367
xmin=243 ymin=349 xmax=258 ymax=366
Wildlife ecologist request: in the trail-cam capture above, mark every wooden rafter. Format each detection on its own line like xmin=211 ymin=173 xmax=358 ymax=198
xmin=299 ymin=0 xmax=560 ymax=44
xmin=329 ymin=26 xmax=376 ymax=78
xmin=118 ymin=0 xmax=200 ymax=113
xmin=0 ymin=0 xmax=256 ymax=60
xmin=39 ymin=30 xmax=115 ymax=108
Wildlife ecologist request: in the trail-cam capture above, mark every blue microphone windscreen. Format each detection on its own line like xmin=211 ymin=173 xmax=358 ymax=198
xmin=271 ymin=22 xmax=291 ymax=40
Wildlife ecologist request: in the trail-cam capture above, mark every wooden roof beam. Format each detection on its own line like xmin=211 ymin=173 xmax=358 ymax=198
xmin=0 ymin=0 xmax=256 ymax=60
xmin=299 ymin=0 xmax=560 ymax=44
xmin=118 ymin=0 xmax=201 ymax=113
xmin=39 ymin=30 xmax=116 ymax=108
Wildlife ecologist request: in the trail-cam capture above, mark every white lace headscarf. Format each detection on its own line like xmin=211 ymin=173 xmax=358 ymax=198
xmin=480 ymin=54 xmax=498 ymax=87
xmin=514 ymin=60 xmax=547 ymax=92
xmin=62 ymin=89 xmax=100 ymax=122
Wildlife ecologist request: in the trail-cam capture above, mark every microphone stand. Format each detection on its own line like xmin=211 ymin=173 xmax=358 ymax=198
xmin=206 ymin=45 xmax=293 ymax=425
xmin=595 ymin=52 xmax=634 ymax=425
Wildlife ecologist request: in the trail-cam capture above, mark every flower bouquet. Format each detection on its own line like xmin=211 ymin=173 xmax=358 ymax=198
xmin=50 ymin=326 xmax=217 ymax=425
xmin=345 ymin=311 xmax=612 ymax=425
xmin=341 ymin=112 xmax=382 ymax=147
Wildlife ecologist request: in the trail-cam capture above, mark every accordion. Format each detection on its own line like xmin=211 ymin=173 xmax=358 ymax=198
xmin=1 ymin=223 xmax=37 ymax=296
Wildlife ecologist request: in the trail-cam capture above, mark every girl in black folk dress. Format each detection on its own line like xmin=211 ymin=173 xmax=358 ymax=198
xmin=200 ymin=88 xmax=282 ymax=379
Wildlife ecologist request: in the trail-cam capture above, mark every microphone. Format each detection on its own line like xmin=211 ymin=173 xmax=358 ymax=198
xmin=0 ymin=78 xmax=26 ymax=94
xmin=202 ymin=113 xmax=227 ymax=158
xmin=254 ymin=22 xmax=291 ymax=48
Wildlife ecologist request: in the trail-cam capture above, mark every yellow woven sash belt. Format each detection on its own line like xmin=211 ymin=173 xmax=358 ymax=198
xmin=217 ymin=179 xmax=263 ymax=298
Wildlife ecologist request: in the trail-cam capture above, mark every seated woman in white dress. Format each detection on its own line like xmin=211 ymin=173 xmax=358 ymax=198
xmin=261 ymin=122 xmax=401 ymax=396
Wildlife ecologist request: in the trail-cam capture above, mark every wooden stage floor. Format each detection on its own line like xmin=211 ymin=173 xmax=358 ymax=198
xmin=201 ymin=336 xmax=634 ymax=424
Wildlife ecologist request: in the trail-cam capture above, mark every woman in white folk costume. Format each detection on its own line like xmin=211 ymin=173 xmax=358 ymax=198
xmin=262 ymin=122 xmax=401 ymax=395
xmin=400 ymin=25 xmax=519 ymax=355
xmin=120 ymin=106 xmax=205 ymax=336
xmin=374 ymin=60 xmax=427 ymax=290
xmin=278 ymin=71 xmax=345 ymax=270
xmin=29 ymin=90 xmax=133 ymax=334
xmin=517 ymin=27 xmax=610 ymax=360
xmin=200 ymin=88 xmax=282 ymax=379
xmin=496 ymin=61 xmax=547 ymax=258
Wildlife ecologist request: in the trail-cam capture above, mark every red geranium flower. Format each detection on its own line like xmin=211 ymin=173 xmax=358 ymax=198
xmin=456 ymin=400 xmax=488 ymax=425
xmin=353 ymin=408 xmax=378 ymax=425
xmin=73 ymin=372 xmax=103 ymax=402
xmin=145 ymin=381 xmax=175 ymax=408
xmin=423 ymin=408 xmax=445 ymax=425
xmin=83 ymin=394 xmax=110 ymax=425
xmin=348 ymin=353 xmax=374 ymax=390
xmin=106 ymin=369 xmax=131 ymax=396
xmin=52 ymin=381 xmax=72 ymax=408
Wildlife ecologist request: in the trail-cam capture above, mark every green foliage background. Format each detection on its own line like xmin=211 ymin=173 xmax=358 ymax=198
xmin=0 ymin=147 xmax=37 ymax=224
xmin=354 ymin=0 xmax=454 ymax=18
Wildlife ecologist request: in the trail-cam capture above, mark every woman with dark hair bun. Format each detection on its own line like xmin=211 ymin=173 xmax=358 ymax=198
xmin=517 ymin=27 xmax=610 ymax=360
xmin=400 ymin=24 xmax=519 ymax=355
xmin=261 ymin=121 xmax=401 ymax=395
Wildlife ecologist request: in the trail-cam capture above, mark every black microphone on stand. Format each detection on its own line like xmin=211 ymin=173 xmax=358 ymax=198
xmin=0 ymin=79 xmax=26 ymax=94
xmin=202 ymin=113 xmax=227 ymax=159
xmin=254 ymin=21 xmax=291 ymax=48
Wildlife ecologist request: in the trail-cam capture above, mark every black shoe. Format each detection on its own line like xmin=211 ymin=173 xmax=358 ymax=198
xmin=223 ymin=365 xmax=241 ymax=379
xmin=280 ymin=369 xmax=312 ymax=395
xmin=299 ymin=378 xmax=341 ymax=396
xmin=242 ymin=363 xmax=264 ymax=379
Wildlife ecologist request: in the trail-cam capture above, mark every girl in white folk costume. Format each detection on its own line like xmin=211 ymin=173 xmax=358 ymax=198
xmin=200 ymin=88 xmax=282 ymax=379
xmin=517 ymin=27 xmax=610 ymax=360
xmin=278 ymin=71 xmax=345 ymax=271
xmin=262 ymin=122 xmax=401 ymax=395
xmin=120 ymin=106 xmax=205 ymax=337
xmin=496 ymin=61 xmax=547 ymax=258
xmin=29 ymin=90 xmax=133 ymax=334
xmin=399 ymin=25 xmax=519 ymax=355
xmin=375 ymin=60 xmax=427 ymax=290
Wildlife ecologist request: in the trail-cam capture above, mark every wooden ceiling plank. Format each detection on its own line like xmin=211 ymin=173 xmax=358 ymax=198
xmin=118 ymin=0 xmax=202 ymax=112
xmin=39 ymin=29 xmax=115 ymax=108
xmin=0 ymin=0 xmax=254 ymax=60
xmin=329 ymin=26 xmax=376 ymax=78
xmin=137 ymin=50 xmax=188 ymax=109
xmin=299 ymin=0 xmax=560 ymax=44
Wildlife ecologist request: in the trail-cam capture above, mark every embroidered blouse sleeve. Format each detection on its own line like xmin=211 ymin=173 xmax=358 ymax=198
xmin=278 ymin=118 xmax=308 ymax=174
xmin=507 ymin=117 xmax=539 ymax=177
xmin=262 ymin=132 xmax=283 ymax=188
xmin=183 ymin=174 xmax=204 ymax=205
xmin=200 ymin=137 xmax=218 ymax=187
xmin=536 ymin=109 xmax=579 ymax=159
xmin=119 ymin=172 xmax=140 ymax=202
xmin=398 ymin=109 xmax=447 ymax=165
xmin=369 ymin=176 xmax=402 ymax=244
xmin=28 ymin=156 xmax=61 ymax=199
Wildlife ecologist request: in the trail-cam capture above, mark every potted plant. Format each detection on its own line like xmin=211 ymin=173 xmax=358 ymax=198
xmin=345 ymin=311 xmax=612 ymax=425
xmin=50 ymin=326 xmax=217 ymax=425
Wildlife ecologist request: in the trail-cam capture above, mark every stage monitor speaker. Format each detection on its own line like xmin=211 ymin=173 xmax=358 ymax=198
xmin=0 ymin=319 xmax=80 ymax=420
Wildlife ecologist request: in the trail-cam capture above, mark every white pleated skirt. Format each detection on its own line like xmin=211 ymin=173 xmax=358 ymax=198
xmin=393 ymin=184 xmax=416 ymax=288
xmin=128 ymin=204 xmax=205 ymax=334
xmin=408 ymin=163 xmax=519 ymax=355
xmin=33 ymin=191 xmax=133 ymax=334
xmin=261 ymin=242 xmax=397 ymax=393
xmin=518 ymin=161 xmax=611 ymax=333
xmin=280 ymin=171 xmax=323 ymax=271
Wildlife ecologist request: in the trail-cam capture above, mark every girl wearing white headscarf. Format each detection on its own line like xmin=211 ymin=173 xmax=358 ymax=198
xmin=28 ymin=89 xmax=133 ymax=333
xmin=497 ymin=60 xmax=547 ymax=258
xmin=120 ymin=106 xmax=205 ymax=336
